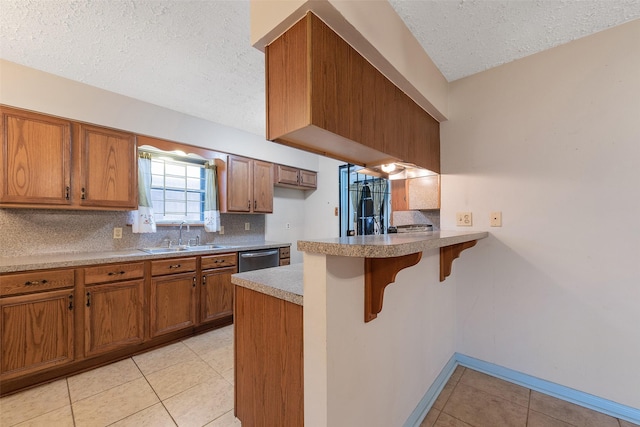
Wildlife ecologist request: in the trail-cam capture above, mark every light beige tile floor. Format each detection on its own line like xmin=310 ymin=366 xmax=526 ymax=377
xmin=0 ymin=324 xmax=240 ymax=427
xmin=420 ymin=366 xmax=639 ymax=427
xmin=2 ymin=326 xmax=637 ymax=427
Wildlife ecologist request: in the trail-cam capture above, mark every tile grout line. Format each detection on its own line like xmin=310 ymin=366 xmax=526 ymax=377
xmin=67 ymin=378 xmax=77 ymax=427
xmin=130 ymin=355 xmax=180 ymax=427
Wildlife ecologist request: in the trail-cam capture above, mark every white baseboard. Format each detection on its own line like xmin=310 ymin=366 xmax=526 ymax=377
xmin=404 ymin=353 xmax=640 ymax=426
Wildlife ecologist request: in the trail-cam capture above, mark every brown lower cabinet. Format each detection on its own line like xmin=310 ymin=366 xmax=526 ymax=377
xmin=0 ymin=289 xmax=75 ymax=380
xmin=150 ymin=258 xmax=198 ymax=339
xmin=0 ymin=253 xmax=238 ymax=396
xmin=235 ymin=286 xmax=303 ymax=426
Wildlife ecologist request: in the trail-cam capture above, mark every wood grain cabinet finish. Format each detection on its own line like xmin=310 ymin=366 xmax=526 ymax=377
xmin=235 ymin=286 xmax=303 ymax=426
xmin=0 ymin=269 xmax=74 ymax=297
xmin=0 ymin=106 xmax=137 ymax=210
xmin=82 ymin=262 xmax=145 ymax=357
xmin=75 ymin=124 xmax=137 ymax=209
xmin=200 ymin=254 xmax=237 ymax=325
xmin=150 ymin=258 xmax=198 ymax=339
xmin=226 ymin=155 xmax=274 ymax=213
xmin=391 ymin=175 xmax=441 ymax=213
xmin=279 ymin=246 xmax=291 ymax=266
xmin=274 ymin=164 xmax=317 ymax=190
xmin=0 ymin=107 xmax=72 ymax=206
xmin=266 ymin=12 xmax=440 ymax=173
xmin=0 ymin=289 xmax=75 ymax=380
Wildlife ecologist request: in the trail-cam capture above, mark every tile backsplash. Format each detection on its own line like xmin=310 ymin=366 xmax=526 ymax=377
xmin=0 ymin=209 xmax=265 ymax=257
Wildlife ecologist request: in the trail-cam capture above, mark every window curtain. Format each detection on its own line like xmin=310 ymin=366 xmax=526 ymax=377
xmin=371 ymin=179 xmax=387 ymax=233
xmin=349 ymin=183 xmax=361 ymax=227
xmin=203 ymin=161 xmax=221 ymax=232
xmin=132 ymin=152 xmax=156 ymax=233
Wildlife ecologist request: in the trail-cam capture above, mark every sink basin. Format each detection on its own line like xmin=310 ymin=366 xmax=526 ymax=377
xmin=140 ymin=245 xmax=228 ymax=254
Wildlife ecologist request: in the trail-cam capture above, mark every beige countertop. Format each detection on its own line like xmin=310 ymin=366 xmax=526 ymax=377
xmin=297 ymin=230 xmax=489 ymax=258
xmin=229 ymin=231 xmax=489 ymax=307
xmin=231 ymin=263 xmax=303 ymax=306
xmin=0 ymin=241 xmax=290 ymax=274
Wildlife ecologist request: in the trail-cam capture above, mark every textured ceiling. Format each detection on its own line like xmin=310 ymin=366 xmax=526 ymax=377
xmin=1 ymin=1 xmax=639 ymax=136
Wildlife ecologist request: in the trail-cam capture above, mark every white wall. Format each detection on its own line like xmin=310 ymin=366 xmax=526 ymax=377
xmin=304 ymin=250 xmax=457 ymax=427
xmin=0 ymin=59 xmax=318 ymax=171
xmin=265 ymin=156 xmax=342 ymax=263
xmin=441 ymin=20 xmax=640 ymax=408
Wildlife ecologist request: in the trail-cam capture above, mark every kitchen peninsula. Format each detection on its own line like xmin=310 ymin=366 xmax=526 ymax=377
xmin=232 ymin=230 xmax=487 ymax=427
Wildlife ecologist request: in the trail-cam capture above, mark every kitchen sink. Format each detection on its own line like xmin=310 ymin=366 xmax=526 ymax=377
xmin=140 ymin=245 xmax=228 ymax=254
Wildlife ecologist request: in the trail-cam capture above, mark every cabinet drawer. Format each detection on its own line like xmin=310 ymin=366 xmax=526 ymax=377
xmin=1 ymin=269 xmax=74 ymax=296
xmin=279 ymin=247 xmax=290 ymax=258
xmin=279 ymin=258 xmax=291 ymax=266
xmin=84 ymin=262 xmax=145 ymax=285
xmin=202 ymin=253 xmax=237 ymax=270
xmin=151 ymin=257 xmax=197 ymax=276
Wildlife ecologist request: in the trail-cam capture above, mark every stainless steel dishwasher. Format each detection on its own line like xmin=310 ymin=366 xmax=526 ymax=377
xmin=238 ymin=248 xmax=280 ymax=272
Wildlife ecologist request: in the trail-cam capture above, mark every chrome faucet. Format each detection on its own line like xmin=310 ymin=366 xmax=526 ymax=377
xmin=178 ymin=221 xmax=189 ymax=246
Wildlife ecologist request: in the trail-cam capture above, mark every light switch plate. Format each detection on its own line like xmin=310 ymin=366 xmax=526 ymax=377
xmin=456 ymin=212 xmax=473 ymax=226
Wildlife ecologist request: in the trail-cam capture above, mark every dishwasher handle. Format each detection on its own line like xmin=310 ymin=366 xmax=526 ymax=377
xmin=240 ymin=249 xmax=279 ymax=258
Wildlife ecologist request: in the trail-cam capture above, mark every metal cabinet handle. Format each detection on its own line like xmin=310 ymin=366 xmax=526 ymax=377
xmin=65 ymin=186 xmax=70 ymax=200
xmin=24 ymin=279 xmax=48 ymax=286
xmin=192 ymin=276 xmax=196 ymax=287
xmin=86 ymin=292 xmax=91 ymax=307
xmin=68 ymin=294 xmax=74 ymax=311
xmin=168 ymin=264 xmax=181 ymax=269
xmin=108 ymin=271 xmax=126 ymax=276
xmin=81 ymin=187 xmax=86 ymax=199
xmin=247 ymin=200 xmax=251 ymax=209
xmin=254 ymin=200 xmax=257 ymax=209
xmin=202 ymin=276 xmax=206 ymax=286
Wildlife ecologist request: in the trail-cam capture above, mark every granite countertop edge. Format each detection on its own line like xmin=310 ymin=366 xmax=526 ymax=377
xmin=0 ymin=241 xmax=291 ymax=274
xmin=297 ymin=230 xmax=489 ymax=258
xmin=232 ymin=264 xmax=303 ymax=306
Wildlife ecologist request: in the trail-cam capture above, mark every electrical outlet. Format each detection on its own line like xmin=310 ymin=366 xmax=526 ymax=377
xmin=219 ymin=226 xmax=224 ymax=235
xmin=245 ymin=222 xmax=250 ymax=231
xmin=113 ymin=227 xmax=122 ymax=239
xmin=285 ymin=223 xmax=291 ymax=229
xmin=456 ymin=212 xmax=472 ymax=227
xmin=490 ymin=211 xmax=502 ymax=227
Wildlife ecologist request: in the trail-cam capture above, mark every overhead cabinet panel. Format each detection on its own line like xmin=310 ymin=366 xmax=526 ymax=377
xmin=266 ymin=12 xmax=440 ymax=173
xmin=0 ymin=107 xmax=72 ymax=206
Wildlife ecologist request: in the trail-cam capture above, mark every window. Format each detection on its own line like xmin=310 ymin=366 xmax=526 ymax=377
xmin=148 ymin=154 xmax=206 ymax=223
xmin=338 ymin=164 xmax=390 ymax=237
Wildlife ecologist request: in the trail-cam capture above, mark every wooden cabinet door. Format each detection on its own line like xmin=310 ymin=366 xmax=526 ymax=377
xmin=200 ymin=266 xmax=235 ymax=325
xmin=275 ymin=164 xmax=300 ymax=186
xmin=76 ymin=124 xmax=137 ymax=209
xmin=227 ymin=155 xmax=252 ymax=212
xmin=299 ymin=169 xmax=317 ymax=189
xmin=84 ymin=279 xmax=144 ymax=358
xmin=150 ymin=273 xmax=196 ymax=338
xmin=0 ymin=289 xmax=74 ymax=380
xmin=391 ymin=179 xmax=408 ymax=213
xmin=252 ymin=160 xmax=274 ymax=213
xmin=0 ymin=107 xmax=72 ymax=206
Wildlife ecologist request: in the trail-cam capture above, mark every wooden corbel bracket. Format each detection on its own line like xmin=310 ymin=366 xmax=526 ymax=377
xmin=440 ymin=240 xmax=477 ymax=282
xmin=364 ymin=252 xmax=422 ymax=322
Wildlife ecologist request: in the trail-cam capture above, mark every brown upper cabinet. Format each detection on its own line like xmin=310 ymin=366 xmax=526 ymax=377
xmin=274 ymin=164 xmax=317 ymax=190
xmin=225 ymin=155 xmax=274 ymax=213
xmin=391 ymin=175 xmax=441 ymax=212
xmin=0 ymin=107 xmax=72 ymax=206
xmin=74 ymin=124 xmax=137 ymax=209
xmin=0 ymin=106 xmax=137 ymax=210
xmin=265 ymin=12 xmax=440 ymax=174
